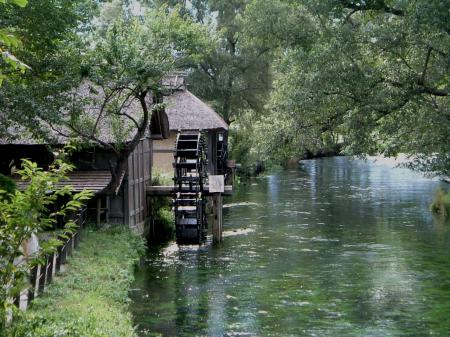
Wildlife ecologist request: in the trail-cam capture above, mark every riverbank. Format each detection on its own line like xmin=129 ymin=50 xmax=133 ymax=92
xmin=7 ymin=227 xmax=145 ymax=337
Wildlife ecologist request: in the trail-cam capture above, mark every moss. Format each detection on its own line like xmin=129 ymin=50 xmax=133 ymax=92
xmin=430 ymin=188 xmax=450 ymax=218
xmin=7 ymin=227 xmax=145 ymax=337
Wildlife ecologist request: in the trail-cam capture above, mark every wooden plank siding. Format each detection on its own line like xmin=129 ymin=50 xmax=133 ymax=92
xmin=126 ymin=138 xmax=151 ymax=234
xmin=14 ymin=171 xmax=112 ymax=193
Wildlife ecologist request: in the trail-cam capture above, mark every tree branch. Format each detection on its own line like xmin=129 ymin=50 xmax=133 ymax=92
xmin=340 ymin=0 xmax=404 ymax=16
xmin=91 ymin=86 xmax=118 ymax=138
xmin=417 ymin=85 xmax=449 ymax=97
xmin=420 ymin=47 xmax=433 ymax=85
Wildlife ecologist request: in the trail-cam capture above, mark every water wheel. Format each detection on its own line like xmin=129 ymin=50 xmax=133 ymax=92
xmin=173 ymin=131 xmax=208 ymax=244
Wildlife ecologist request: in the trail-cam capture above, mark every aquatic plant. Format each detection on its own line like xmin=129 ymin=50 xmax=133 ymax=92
xmin=430 ymin=188 xmax=450 ymax=218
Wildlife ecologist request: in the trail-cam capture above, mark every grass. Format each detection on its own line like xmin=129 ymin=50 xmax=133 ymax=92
xmin=431 ymin=187 xmax=450 ymax=218
xmin=7 ymin=226 xmax=145 ymax=337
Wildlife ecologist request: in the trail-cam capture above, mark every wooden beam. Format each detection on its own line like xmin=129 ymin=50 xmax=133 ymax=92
xmin=146 ymin=185 xmax=233 ymax=196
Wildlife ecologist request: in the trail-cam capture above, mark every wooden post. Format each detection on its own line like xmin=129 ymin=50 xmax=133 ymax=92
xmin=66 ymin=237 xmax=73 ymax=257
xmin=37 ymin=265 xmax=46 ymax=295
xmin=28 ymin=265 xmax=38 ymax=302
xmin=55 ymin=245 xmax=62 ymax=272
xmin=60 ymin=239 xmax=67 ymax=265
xmin=46 ymin=254 xmax=54 ymax=285
xmin=105 ymin=195 xmax=110 ymax=223
xmin=209 ymin=175 xmax=224 ymax=244
xmin=73 ymin=232 xmax=79 ymax=249
xmin=96 ymin=197 xmax=101 ymax=226
xmin=212 ymin=193 xmax=223 ymax=244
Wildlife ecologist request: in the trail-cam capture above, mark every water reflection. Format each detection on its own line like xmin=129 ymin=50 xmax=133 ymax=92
xmin=131 ymin=157 xmax=450 ymax=337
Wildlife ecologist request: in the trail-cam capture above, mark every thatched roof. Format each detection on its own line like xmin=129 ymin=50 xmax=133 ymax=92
xmin=0 ymin=75 xmax=227 ymax=146
xmin=164 ymin=90 xmax=228 ymax=131
xmin=161 ymin=73 xmax=227 ymax=131
xmin=161 ymin=73 xmax=186 ymax=91
xmin=0 ymin=82 xmax=150 ymax=146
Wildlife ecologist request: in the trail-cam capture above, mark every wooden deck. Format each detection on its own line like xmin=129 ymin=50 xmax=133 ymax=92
xmin=146 ymin=185 xmax=233 ymax=196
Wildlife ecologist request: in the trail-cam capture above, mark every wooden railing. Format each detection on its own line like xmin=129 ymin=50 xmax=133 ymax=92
xmin=13 ymin=207 xmax=88 ymax=310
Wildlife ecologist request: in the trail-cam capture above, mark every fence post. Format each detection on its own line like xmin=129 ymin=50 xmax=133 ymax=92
xmin=55 ymin=244 xmax=62 ymax=272
xmin=66 ymin=236 xmax=73 ymax=257
xmin=73 ymin=231 xmax=79 ymax=249
xmin=28 ymin=265 xmax=38 ymax=302
xmin=13 ymin=295 xmax=20 ymax=308
xmin=46 ymin=254 xmax=54 ymax=285
xmin=37 ymin=265 xmax=46 ymax=295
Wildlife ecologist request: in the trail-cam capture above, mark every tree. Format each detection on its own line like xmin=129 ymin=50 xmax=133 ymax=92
xmin=153 ymin=0 xmax=273 ymax=124
xmin=0 ymin=155 xmax=92 ymax=331
xmin=251 ymin=0 xmax=450 ymax=175
xmin=0 ymin=0 xmax=30 ymax=85
xmin=49 ymin=7 xmax=209 ymax=193
xmin=0 ymin=0 xmax=96 ymax=138
xmin=1 ymin=3 xmax=208 ymax=194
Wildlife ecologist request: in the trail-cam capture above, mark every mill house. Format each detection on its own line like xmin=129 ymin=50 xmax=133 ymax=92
xmin=0 ymin=74 xmax=234 ymax=240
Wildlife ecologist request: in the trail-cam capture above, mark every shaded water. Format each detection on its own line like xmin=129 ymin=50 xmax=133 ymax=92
xmin=131 ymin=157 xmax=450 ymax=337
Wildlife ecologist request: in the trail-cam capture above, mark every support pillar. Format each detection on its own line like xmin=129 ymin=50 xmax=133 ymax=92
xmin=105 ymin=195 xmax=110 ymax=223
xmin=96 ymin=197 xmax=101 ymax=226
xmin=212 ymin=193 xmax=223 ymax=244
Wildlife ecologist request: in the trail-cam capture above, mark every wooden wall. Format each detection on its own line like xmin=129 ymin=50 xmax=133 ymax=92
xmin=125 ymin=138 xmax=152 ymax=234
xmin=152 ymin=131 xmax=177 ymax=175
xmin=152 ymin=130 xmax=227 ymax=177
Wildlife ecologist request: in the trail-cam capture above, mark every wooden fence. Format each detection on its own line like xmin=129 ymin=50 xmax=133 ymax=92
xmin=12 ymin=207 xmax=88 ymax=310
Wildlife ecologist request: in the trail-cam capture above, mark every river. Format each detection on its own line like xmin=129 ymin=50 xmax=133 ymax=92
xmin=130 ymin=157 xmax=450 ymax=337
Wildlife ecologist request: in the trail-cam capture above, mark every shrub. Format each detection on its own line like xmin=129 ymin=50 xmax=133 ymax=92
xmin=0 ymin=174 xmax=16 ymax=196
xmin=430 ymin=188 xmax=450 ymax=218
xmin=0 ymin=158 xmax=92 ymax=331
xmin=149 ymin=171 xmax=174 ymax=243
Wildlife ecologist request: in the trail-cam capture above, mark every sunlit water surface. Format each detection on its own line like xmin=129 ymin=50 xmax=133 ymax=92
xmin=131 ymin=157 xmax=450 ymax=337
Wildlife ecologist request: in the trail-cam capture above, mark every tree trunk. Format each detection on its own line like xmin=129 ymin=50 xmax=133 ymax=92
xmin=104 ymin=90 xmax=159 ymax=195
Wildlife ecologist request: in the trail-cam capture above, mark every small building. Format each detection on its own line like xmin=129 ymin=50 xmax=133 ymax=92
xmin=152 ymin=74 xmax=229 ymax=177
xmin=0 ymin=75 xmax=232 ymax=237
xmin=0 ymin=82 xmax=158 ymax=235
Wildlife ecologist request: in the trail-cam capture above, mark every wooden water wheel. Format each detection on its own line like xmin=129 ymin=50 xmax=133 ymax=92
xmin=173 ymin=131 xmax=208 ymax=244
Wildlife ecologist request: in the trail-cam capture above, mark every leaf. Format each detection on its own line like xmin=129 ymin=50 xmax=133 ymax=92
xmin=11 ymin=0 xmax=28 ymax=7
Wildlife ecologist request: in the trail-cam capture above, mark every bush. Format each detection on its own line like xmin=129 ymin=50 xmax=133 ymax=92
xmin=431 ymin=188 xmax=450 ymax=218
xmin=0 ymin=174 xmax=16 ymax=196
xmin=6 ymin=227 xmax=145 ymax=337
xmin=149 ymin=171 xmax=174 ymax=243
xmin=0 ymin=159 xmax=92 ymax=331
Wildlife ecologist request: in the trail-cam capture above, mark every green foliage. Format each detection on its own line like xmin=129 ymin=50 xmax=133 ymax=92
xmin=197 ymin=1 xmax=273 ymax=124
xmin=156 ymin=0 xmax=273 ymax=124
xmin=248 ymin=0 xmax=449 ymax=175
xmin=0 ymin=156 xmax=92 ymax=330
xmin=0 ymin=0 xmax=95 ymax=136
xmin=228 ymin=118 xmax=263 ymax=177
xmin=0 ymin=174 xmax=16 ymax=197
xmin=0 ymin=0 xmax=27 ymax=6
xmin=6 ymin=227 xmax=145 ymax=337
xmin=0 ymin=0 xmax=29 ymax=85
xmin=149 ymin=172 xmax=174 ymax=242
xmin=431 ymin=188 xmax=450 ymax=218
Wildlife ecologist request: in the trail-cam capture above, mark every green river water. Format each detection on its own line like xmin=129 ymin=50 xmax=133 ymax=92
xmin=130 ymin=157 xmax=450 ymax=337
